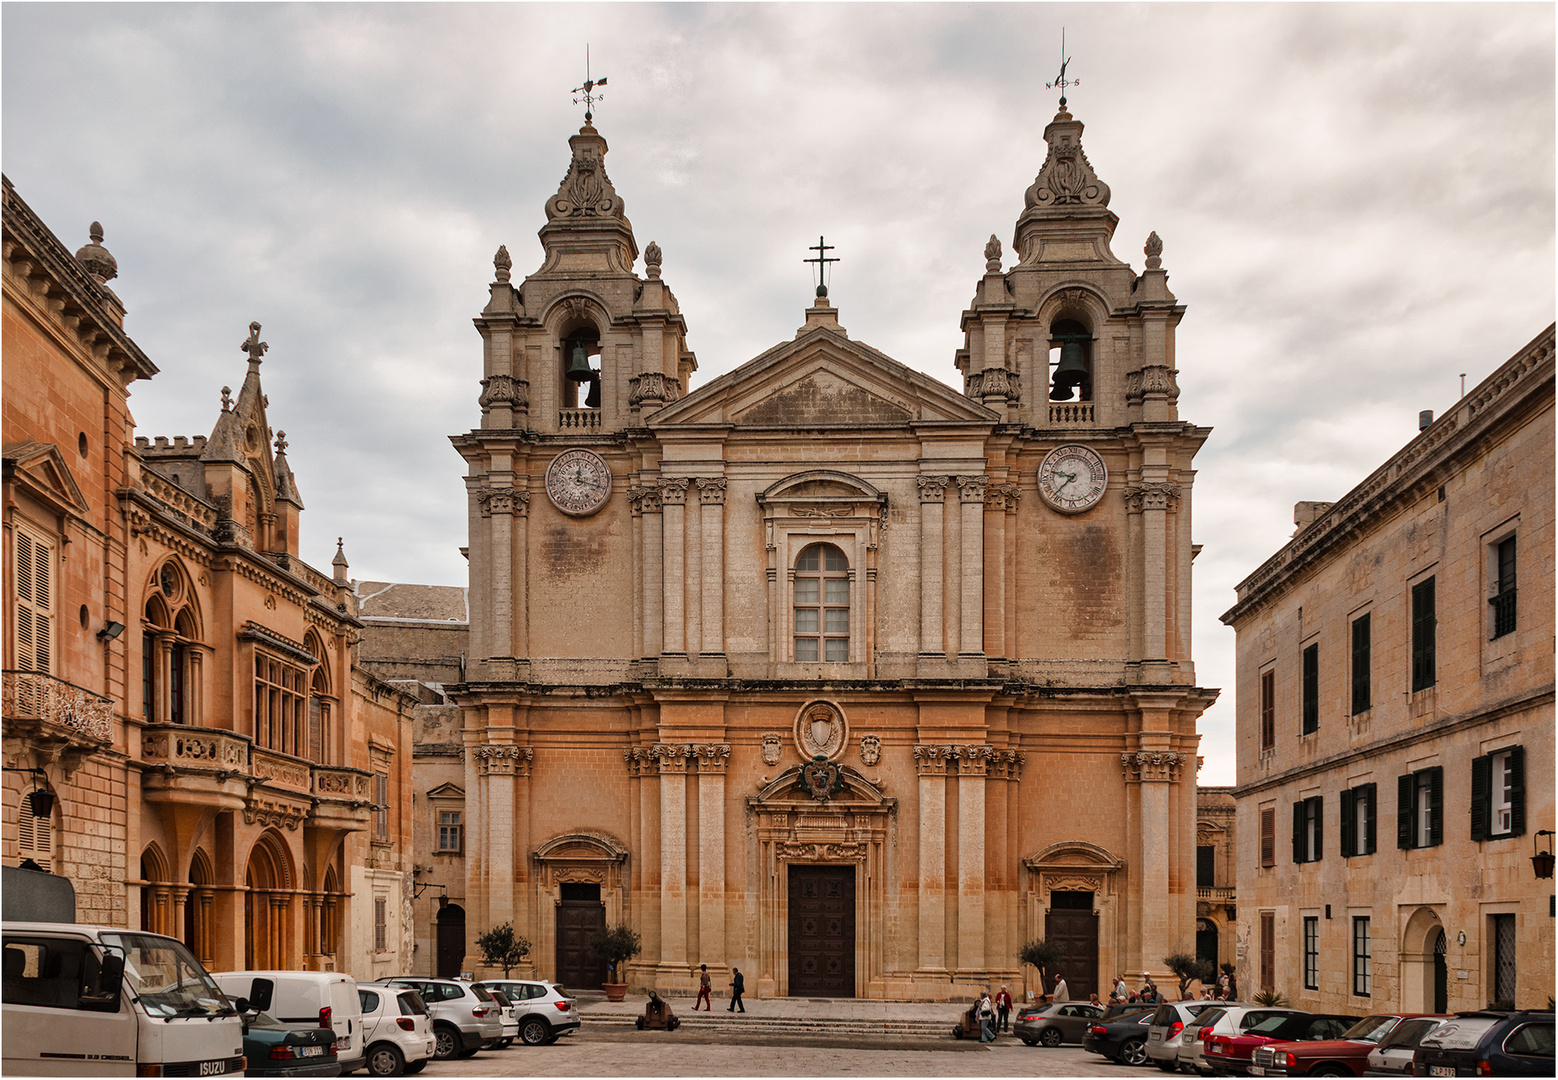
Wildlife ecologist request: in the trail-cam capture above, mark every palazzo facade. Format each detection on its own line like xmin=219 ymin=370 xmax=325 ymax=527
xmin=447 ymin=102 xmax=1216 ymax=999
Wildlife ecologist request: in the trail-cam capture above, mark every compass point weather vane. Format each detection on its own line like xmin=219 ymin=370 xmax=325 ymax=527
xmin=572 ymin=45 xmax=608 ymax=123
xmin=1046 ymin=28 xmax=1079 ymax=106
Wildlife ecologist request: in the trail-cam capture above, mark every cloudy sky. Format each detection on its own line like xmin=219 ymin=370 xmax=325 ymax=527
xmin=4 ymin=3 xmax=1552 ymax=783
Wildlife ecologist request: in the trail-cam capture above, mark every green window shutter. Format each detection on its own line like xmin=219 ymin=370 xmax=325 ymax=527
xmin=1470 ymin=754 xmax=1491 ymax=842
xmin=1426 ymin=767 xmax=1444 ymax=847
xmin=1293 ymin=800 xmax=1306 ymax=863
xmin=1312 ymin=796 xmax=1323 ymax=860
xmin=1340 ymin=788 xmax=1356 ymax=857
xmin=1397 ymin=774 xmax=1415 ymax=849
xmin=1508 ymin=746 xmax=1525 ymax=837
xmin=1362 ymin=783 xmax=1377 ymax=855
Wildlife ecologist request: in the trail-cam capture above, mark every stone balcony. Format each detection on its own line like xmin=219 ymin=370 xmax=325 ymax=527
xmin=1197 ymin=886 xmax=1235 ymax=901
xmin=310 ymin=765 xmax=373 ymax=832
xmin=2 ymin=670 xmax=115 ymax=769
xmin=139 ymin=724 xmax=252 ymax=810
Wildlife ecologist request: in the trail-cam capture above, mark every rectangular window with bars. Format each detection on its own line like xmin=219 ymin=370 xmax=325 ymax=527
xmin=1411 ymin=577 xmax=1436 ymax=692
xmin=373 ymin=772 xmax=390 ymax=842
xmin=1301 ymin=643 xmax=1319 ymax=735
xmin=1353 ymin=916 xmax=1371 ymax=996
xmin=1303 ymin=916 xmax=1319 ymax=990
xmin=437 ymin=811 xmax=463 ymax=853
xmin=1351 ymin=613 xmax=1371 ymax=715
xmin=1490 ymin=535 xmax=1517 ymax=639
xmin=12 ymin=526 xmax=54 ymax=676
xmin=1260 ymin=670 xmax=1276 ymax=750
xmin=1491 ymin=913 xmax=1516 ymax=1006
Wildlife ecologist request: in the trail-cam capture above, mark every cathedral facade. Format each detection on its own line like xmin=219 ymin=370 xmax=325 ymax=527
xmin=448 ymin=102 xmax=1215 ymax=1000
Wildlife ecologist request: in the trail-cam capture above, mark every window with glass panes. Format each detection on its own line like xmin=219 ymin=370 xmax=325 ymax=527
xmin=1303 ymin=916 xmax=1319 ymax=990
xmin=1353 ymin=917 xmax=1371 ymax=996
xmin=1411 ymin=577 xmax=1436 ymax=692
xmin=254 ymin=653 xmax=307 ymax=755
xmin=793 ymin=544 xmax=849 ymax=661
xmin=1301 ymin=643 xmax=1319 ymax=734
xmin=1491 ymin=535 xmax=1517 ymax=639
xmin=437 ymin=811 xmax=463 ymax=853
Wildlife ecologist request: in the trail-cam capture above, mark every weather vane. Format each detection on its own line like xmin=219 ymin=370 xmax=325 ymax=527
xmin=572 ymin=45 xmax=608 ymax=123
xmin=804 ymin=236 xmax=839 ymax=299
xmin=1046 ymin=28 xmax=1078 ymax=106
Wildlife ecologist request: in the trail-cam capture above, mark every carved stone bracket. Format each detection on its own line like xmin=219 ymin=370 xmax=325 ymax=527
xmin=1119 ymin=750 xmax=1186 ymax=783
xmin=1123 ymin=482 xmax=1181 ymax=514
xmin=916 ymin=475 xmax=949 ymax=503
xmin=957 ymin=475 xmax=991 ymax=504
xmin=243 ymin=797 xmax=307 ymax=831
xmin=966 ymin=368 xmax=1018 ymax=402
xmin=475 ymin=744 xmax=535 ymax=777
xmin=657 ymin=478 xmax=689 ymax=505
xmin=479 ymin=374 xmax=530 ymax=410
xmin=695 ymin=477 xmax=727 ymax=505
xmin=479 ymin=488 xmax=530 ymax=518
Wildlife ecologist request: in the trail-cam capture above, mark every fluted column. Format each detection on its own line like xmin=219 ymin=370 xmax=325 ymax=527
xmin=697 ymin=479 xmax=726 ymax=657
xmin=917 ymin=476 xmax=948 ymax=656
xmin=957 ymin=476 xmax=988 ymax=657
xmin=693 ymin=744 xmax=730 ymax=963
xmin=655 ymin=743 xmax=691 ymax=969
xmin=957 ymin=745 xmax=991 ymax=972
xmin=914 ymin=744 xmax=953 ymax=973
xmin=659 ymin=480 xmax=688 ymax=657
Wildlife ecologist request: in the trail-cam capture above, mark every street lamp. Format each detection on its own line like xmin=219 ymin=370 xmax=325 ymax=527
xmin=1531 ymin=830 xmax=1554 ymax=880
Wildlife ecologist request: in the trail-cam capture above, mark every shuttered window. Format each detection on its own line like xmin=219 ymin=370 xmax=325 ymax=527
xmin=1471 ymin=747 xmax=1525 ymax=841
xmin=1411 ymin=578 xmax=1436 ymax=692
xmin=1259 ymin=670 xmax=1276 ymax=749
xmin=1398 ymin=766 xmax=1443 ymax=849
xmin=1340 ymin=783 xmax=1376 ymax=857
xmin=1301 ymin=643 xmax=1319 ymax=734
xmin=373 ymin=771 xmax=390 ymax=842
xmin=16 ymin=795 xmax=55 ymax=872
xmin=1293 ymin=796 xmax=1323 ymax=863
xmin=374 ymin=898 xmax=388 ymax=952
xmin=1490 ymin=535 xmax=1517 ymax=639
xmin=13 ymin=526 xmax=54 ymax=675
xmin=1350 ymin=614 xmax=1371 ymax=714
xmin=1259 ymin=911 xmax=1276 ymax=993
xmin=1259 ymin=807 xmax=1276 ymax=868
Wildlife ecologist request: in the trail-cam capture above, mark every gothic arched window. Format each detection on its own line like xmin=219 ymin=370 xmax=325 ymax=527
xmin=793 ymin=543 xmax=849 ymax=662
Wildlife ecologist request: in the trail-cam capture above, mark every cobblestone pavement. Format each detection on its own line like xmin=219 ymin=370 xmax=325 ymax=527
xmin=424 ymin=1031 xmax=1132 ymax=1076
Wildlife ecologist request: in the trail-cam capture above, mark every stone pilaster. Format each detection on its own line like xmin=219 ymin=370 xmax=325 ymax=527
xmin=917 ymin=476 xmax=948 ymax=656
xmin=474 ymin=743 xmax=533 ymax=932
xmin=1121 ymin=709 xmax=1186 ymax=983
xmin=659 ymin=480 xmax=688 ymax=657
xmin=1125 ymin=481 xmax=1180 ymax=683
xmin=653 ymin=742 xmax=691 ymax=969
xmin=957 ymin=476 xmax=988 ymax=657
xmin=630 ymin=486 xmax=663 ymax=660
xmin=697 ymin=479 xmax=726 ymax=657
xmin=693 ymin=743 xmax=730 ymax=963
xmin=913 ymin=744 xmax=955 ymax=973
xmin=956 ymin=745 xmax=992 ymax=972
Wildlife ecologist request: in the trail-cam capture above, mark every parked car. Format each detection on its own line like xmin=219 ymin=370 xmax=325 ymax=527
xmin=357 ymin=984 xmax=435 ymax=1076
xmin=1082 ymin=1007 xmax=1157 ymax=1066
xmin=241 ymin=1008 xmax=340 ymax=1078
xmin=1147 ymin=1000 xmax=1226 ymax=1070
xmin=481 ymin=987 xmax=520 ymax=1047
xmin=1205 ymin=1012 xmax=1359 ymax=1075
xmin=212 ymin=971 xmax=364 ymax=1075
xmin=368 ymin=978 xmax=503 ymax=1060
xmin=1249 ymin=1014 xmax=1439 ymax=1077
xmin=1013 ymin=1001 xmax=1105 ymax=1046
xmin=1364 ymin=1017 xmax=1450 ymax=1076
xmin=1177 ymin=1006 xmax=1296 ymax=1074
xmin=473 ymin=979 xmax=582 ymax=1045
xmin=1410 ymin=1010 xmax=1554 ymax=1077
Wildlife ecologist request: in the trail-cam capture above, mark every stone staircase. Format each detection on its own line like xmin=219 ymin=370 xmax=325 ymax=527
xmin=581 ymin=1011 xmax=959 ymax=1039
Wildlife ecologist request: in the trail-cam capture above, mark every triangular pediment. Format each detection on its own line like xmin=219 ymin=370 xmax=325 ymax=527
xmin=3 ymin=442 xmax=89 ymax=517
xmin=651 ymin=327 xmax=997 ymax=428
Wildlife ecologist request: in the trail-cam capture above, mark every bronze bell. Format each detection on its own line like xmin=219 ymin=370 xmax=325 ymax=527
xmin=565 ymin=342 xmax=595 ymax=382
xmin=1050 ymin=338 xmax=1089 ymax=401
xmin=584 ymin=374 xmax=602 ymax=409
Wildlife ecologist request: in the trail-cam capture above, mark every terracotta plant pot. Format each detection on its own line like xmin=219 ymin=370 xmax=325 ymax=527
xmin=602 ymin=982 xmax=628 ymax=1002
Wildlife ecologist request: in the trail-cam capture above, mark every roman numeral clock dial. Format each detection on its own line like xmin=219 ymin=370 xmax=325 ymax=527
xmin=1037 ymin=444 xmax=1108 ymax=513
xmin=545 ymin=447 xmax=612 ymax=515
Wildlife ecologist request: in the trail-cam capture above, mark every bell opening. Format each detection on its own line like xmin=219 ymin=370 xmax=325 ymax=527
xmin=561 ymin=329 xmax=602 ymax=409
xmin=1048 ymin=319 xmax=1093 ymax=402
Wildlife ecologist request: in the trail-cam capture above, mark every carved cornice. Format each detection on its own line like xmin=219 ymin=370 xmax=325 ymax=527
xmin=474 ymin=744 xmax=534 ymax=777
xmin=1123 ymin=482 xmax=1180 ymax=514
xmin=657 ymin=478 xmax=689 ymax=505
xmin=1120 ymin=750 xmax=1186 ymax=784
xmin=777 ymin=840 xmax=867 ymax=863
xmin=916 ymin=475 xmax=950 ymax=503
xmin=695 ymin=477 xmax=727 ymax=505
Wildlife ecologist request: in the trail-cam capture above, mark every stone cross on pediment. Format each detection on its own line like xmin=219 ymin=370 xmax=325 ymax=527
xmin=241 ymin=322 xmax=268 ymax=366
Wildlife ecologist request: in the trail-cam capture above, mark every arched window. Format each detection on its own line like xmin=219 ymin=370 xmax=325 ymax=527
xmin=793 ymin=543 xmax=849 ymax=662
xmin=306 ymin=632 xmax=332 ymax=764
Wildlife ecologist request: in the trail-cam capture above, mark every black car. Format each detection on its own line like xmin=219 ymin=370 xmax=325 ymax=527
xmin=1412 ymin=1010 xmax=1554 ymax=1077
xmin=242 ymin=1009 xmax=340 ymax=1078
xmin=1082 ymin=1006 xmax=1157 ymax=1066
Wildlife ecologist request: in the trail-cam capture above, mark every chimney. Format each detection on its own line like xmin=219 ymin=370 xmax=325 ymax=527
xmin=1419 ymin=410 xmax=1434 ymax=431
xmin=1293 ymin=501 xmax=1336 ymax=535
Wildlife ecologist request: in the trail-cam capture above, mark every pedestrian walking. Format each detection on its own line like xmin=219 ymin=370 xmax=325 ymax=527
xmin=1052 ymin=972 xmax=1070 ymax=1003
xmin=727 ymin=967 xmax=745 ymax=1012
xmin=1112 ymin=974 xmax=1128 ymax=1002
xmin=978 ymin=992 xmax=996 ymax=1042
xmin=994 ymin=985 xmax=1013 ymax=1032
xmin=695 ymin=964 xmax=712 ymax=1010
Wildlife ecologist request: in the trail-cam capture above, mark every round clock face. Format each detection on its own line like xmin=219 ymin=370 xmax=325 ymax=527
xmin=1038 ymin=444 xmax=1108 ymax=513
xmin=545 ymin=448 xmax=612 ymax=516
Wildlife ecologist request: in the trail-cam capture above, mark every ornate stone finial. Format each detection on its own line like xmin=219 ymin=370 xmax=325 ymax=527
xmin=546 ymin=126 xmax=625 ymax=220
xmin=332 ymin=537 xmax=349 ymax=582
xmin=644 ymin=240 xmax=663 ymax=279
xmin=74 ymin=221 xmax=119 ymax=284
xmin=1144 ymin=231 xmax=1163 ymax=270
xmin=241 ymin=322 xmax=268 ymax=367
xmin=493 ymin=244 xmax=512 ymax=283
xmin=984 ymin=234 xmax=1002 ymax=272
xmin=1024 ymin=111 xmax=1111 ymax=211
xmin=220 ymin=386 xmax=233 ymax=412
xmin=274 ymin=430 xmax=288 ymax=455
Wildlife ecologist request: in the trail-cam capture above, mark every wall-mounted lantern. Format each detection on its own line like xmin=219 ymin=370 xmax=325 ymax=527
xmin=1531 ymin=830 xmax=1554 ymax=880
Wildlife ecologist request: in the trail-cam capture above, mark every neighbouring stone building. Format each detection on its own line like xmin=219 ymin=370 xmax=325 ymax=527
xmin=1196 ymin=786 xmax=1237 ymax=977
xmin=2 ymin=176 xmax=418 ymax=979
xmin=430 ymin=99 xmax=1217 ymax=1001
xmin=1222 ymin=327 xmax=1554 ymax=1012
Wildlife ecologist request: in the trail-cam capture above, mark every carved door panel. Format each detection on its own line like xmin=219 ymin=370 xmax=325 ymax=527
xmin=1045 ymin=892 xmax=1099 ymax=1002
xmin=787 ymin=866 xmax=855 ymax=998
xmin=555 ymin=887 xmax=607 ymax=991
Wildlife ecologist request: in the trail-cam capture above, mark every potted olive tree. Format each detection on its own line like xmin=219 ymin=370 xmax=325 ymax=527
xmin=475 ymin=922 xmax=531 ymax=978
xmin=589 ymin=924 xmax=642 ymax=1002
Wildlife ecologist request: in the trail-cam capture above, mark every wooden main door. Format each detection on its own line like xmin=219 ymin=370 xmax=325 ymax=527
xmin=436 ymin=903 xmax=465 ymax=978
xmin=788 ymin=865 xmax=855 ymax=997
xmin=1045 ymin=891 xmax=1099 ymax=1001
xmin=555 ymin=883 xmax=607 ymax=991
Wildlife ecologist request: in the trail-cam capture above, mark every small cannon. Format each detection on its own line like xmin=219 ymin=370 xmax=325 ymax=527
xmin=635 ymin=989 xmax=681 ymax=1031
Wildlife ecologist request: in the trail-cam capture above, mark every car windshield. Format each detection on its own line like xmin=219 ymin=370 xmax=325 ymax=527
xmin=1421 ymin=1016 xmax=1501 ymax=1050
xmin=99 ymin=933 xmax=229 ymax=1019
xmin=1195 ymin=1009 xmax=1227 ymax=1029
xmin=1379 ymin=1018 xmax=1443 ymax=1049
xmin=1342 ymin=1016 xmax=1399 ymax=1042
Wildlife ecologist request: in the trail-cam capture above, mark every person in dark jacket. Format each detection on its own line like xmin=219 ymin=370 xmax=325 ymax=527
xmin=727 ymin=967 xmax=745 ymax=1012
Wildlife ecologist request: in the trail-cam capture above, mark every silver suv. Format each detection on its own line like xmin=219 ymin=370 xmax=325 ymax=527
xmin=368 ymin=978 xmax=504 ymax=1060
xmin=1146 ymin=1000 xmax=1223 ymax=1069
xmin=473 ymin=980 xmax=581 ymax=1046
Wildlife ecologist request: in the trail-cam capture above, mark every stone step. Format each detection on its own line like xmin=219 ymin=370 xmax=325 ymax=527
xmin=581 ymin=1013 xmax=962 ymax=1037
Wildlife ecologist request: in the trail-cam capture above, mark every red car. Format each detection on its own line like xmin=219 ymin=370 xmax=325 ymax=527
xmin=1245 ymin=1014 xmax=1447 ymax=1076
xmin=1205 ymin=1012 xmax=1359 ymax=1075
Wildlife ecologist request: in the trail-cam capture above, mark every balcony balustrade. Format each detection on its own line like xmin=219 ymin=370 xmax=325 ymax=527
xmin=3 ymin=670 xmax=115 ymax=744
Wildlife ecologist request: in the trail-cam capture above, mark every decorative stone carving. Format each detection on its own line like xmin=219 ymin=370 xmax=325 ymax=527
xmin=1123 ymin=482 xmax=1182 ymax=514
xmin=696 ymin=477 xmax=727 ymax=504
xmin=988 ymin=749 xmax=1025 ymax=780
xmin=628 ymin=370 xmax=680 ymax=406
xmin=1144 ymin=231 xmax=1163 ymax=270
xmin=74 ymin=222 xmax=118 ymax=284
xmin=651 ymin=742 xmax=692 ymax=773
xmin=761 ymin=733 xmax=783 ymax=767
xmin=957 ymin=474 xmax=990 ymax=503
xmin=912 ymin=743 xmax=957 ymax=776
xmin=547 ymin=132 xmax=624 ymax=220
xmin=493 ymin=244 xmax=512 ymax=283
xmin=777 ymin=841 xmax=865 ymax=863
xmin=1139 ymin=365 xmax=1180 ymax=401
xmin=623 ymin=746 xmax=655 ymax=777
xmin=644 ymin=240 xmax=663 ymax=279
xmin=657 ymin=478 xmax=689 ymax=505
xmin=474 ymin=744 xmax=534 ymax=776
xmin=1119 ymin=750 xmax=1186 ymax=783
xmin=799 ymin=756 xmax=845 ymax=802
xmin=691 ymin=743 xmax=731 ymax=772
xmin=984 ymin=234 xmax=1002 ymax=273
xmin=479 ymin=374 xmax=529 ymax=410
xmin=479 ymin=488 xmax=529 ymax=517
xmin=794 ymin=700 xmax=847 ymax=761
xmin=626 ymin=486 xmax=662 ymax=515
xmin=858 ymin=735 xmax=881 ymax=767
xmin=957 ymin=744 xmax=995 ymax=774
xmin=966 ymin=367 xmax=1017 ymax=401
xmin=243 ymin=798 xmax=306 ymax=831
xmin=1045 ymin=874 xmax=1104 ymax=896
xmin=916 ymin=475 xmax=949 ymax=503
xmin=984 ymin=482 xmax=1022 ymax=514
xmin=1025 ymin=106 xmax=1111 ymax=210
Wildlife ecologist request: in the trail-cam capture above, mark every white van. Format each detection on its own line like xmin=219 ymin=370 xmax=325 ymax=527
xmin=211 ymin=971 xmax=364 ymax=1073
xmin=2 ymin=921 xmax=245 ymax=1077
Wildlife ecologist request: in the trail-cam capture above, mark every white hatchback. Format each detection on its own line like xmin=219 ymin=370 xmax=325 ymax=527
xmin=357 ymin=985 xmax=435 ymax=1076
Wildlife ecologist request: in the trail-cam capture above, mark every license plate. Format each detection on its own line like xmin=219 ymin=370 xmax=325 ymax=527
xmin=298 ymin=1046 xmax=324 ymax=1057
xmin=1429 ymin=1069 xmax=1456 ymax=1078
xmin=1149 ymin=1032 xmax=1162 ymax=1042
xmin=1250 ymin=1069 xmax=1265 ymax=1077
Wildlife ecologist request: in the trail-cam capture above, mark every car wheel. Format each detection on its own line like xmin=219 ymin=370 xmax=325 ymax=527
xmin=366 ymin=1043 xmax=404 ymax=1077
xmin=1309 ymin=1069 xmax=1350 ymax=1078
xmin=1040 ymin=1027 xmax=1064 ymax=1047
xmin=403 ymin=1063 xmax=426 ymax=1076
xmin=1156 ymin=1061 xmax=1178 ymax=1072
xmin=432 ymin=1025 xmax=460 ymax=1061
xmin=456 ymin=1046 xmax=481 ymax=1059
xmin=636 ymin=1017 xmax=645 ymax=1030
xmin=1120 ymin=1039 xmax=1148 ymax=1067
xmin=1021 ymin=1037 xmax=1038 ymax=1046
xmin=520 ymin=1018 xmax=551 ymax=1046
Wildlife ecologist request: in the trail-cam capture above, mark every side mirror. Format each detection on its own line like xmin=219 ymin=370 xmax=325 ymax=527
xmin=234 ymin=997 xmax=250 ymax=1014
xmin=247 ymin=977 xmax=274 ymax=1014
xmin=98 ymin=953 xmax=125 ymax=993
